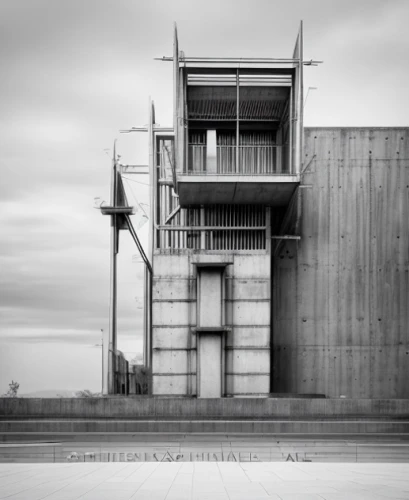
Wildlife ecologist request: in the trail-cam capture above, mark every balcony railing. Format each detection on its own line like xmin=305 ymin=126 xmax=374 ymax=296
xmin=188 ymin=144 xmax=207 ymax=172
xmin=187 ymin=144 xmax=289 ymax=174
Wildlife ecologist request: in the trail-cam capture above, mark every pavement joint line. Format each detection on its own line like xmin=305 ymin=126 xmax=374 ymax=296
xmin=0 ymin=471 xmax=75 ymax=500
xmin=65 ymin=462 xmax=130 ymax=500
xmin=163 ymin=462 xmax=183 ymax=500
xmin=128 ymin=462 xmax=161 ymax=499
xmin=216 ymin=462 xmax=232 ymax=500
xmin=24 ymin=474 xmax=89 ymax=500
xmin=121 ymin=462 xmax=144 ymax=480
xmin=0 ymin=468 xmax=64 ymax=490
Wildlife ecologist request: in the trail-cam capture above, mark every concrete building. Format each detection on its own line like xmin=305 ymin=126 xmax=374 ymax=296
xmin=144 ymin=24 xmax=304 ymax=398
xmin=129 ymin=24 xmax=409 ymax=399
xmin=274 ymin=126 xmax=409 ymax=398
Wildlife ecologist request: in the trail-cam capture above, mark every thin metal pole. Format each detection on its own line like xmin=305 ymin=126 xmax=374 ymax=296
xmin=236 ymin=69 xmax=239 ymax=174
xmin=108 ymin=143 xmax=118 ymax=395
xmin=147 ymin=100 xmax=154 ymax=377
xmin=101 ymin=330 xmax=104 ymax=395
xmin=143 ymin=266 xmax=148 ymax=368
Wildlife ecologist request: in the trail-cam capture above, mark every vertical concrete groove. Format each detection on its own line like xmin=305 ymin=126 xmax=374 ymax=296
xmin=368 ymin=134 xmax=374 ymax=398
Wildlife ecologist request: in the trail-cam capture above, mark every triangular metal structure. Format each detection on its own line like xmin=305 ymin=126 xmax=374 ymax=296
xmin=100 ymin=143 xmax=152 ymax=394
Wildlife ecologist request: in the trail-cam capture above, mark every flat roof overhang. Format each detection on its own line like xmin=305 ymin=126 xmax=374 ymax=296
xmin=177 ymin=175 xmax=300 ymax=206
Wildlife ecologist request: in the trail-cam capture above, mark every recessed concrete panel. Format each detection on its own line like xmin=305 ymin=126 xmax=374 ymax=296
xmin=153 ymin=375 xmax=192 ymax=395
xmin=152 ymin=328 xmax=191 ymax=349
xmin=226 ymin=278 xmax=270 ymax=300
xmin=225 ymin=326 xmax=270 ymax=348
xmin=153 ymin=279 xmax=195 ymax=301
xmin=230 ymin=301 xmax=270 ymax=326
xmin=152 ymin=350 xmax=189 ymax=374
xmin=152 ymin=301 xmax=195 ymax=326
xmin=227 ymin=349 xmax=270 ymax=373
xmin=154 ymin=255 xmax=190 ymax=277
xmin=225 ymin=374 xmax=270 ymax=395
xmin=233 ymin=255 xmax=270 ymax=278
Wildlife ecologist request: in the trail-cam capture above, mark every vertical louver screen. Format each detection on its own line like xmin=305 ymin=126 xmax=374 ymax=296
xmin=156 ymin=187 xmax=266 ymax=251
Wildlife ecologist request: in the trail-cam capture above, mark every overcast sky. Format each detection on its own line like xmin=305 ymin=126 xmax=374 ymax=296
xmin=1 ymin=0 xmax=408 ymax=395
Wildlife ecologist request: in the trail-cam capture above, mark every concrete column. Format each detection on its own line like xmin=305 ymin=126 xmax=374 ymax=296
xmin=198 ymin=334 xmax=222 ymax=397
xmin=198 ymin=269 xmax=222 ymax=327
xmin=197 ymin=268 xmax=223 ymax=398
xmin=206 ymin=130 xmax=217 ymax=173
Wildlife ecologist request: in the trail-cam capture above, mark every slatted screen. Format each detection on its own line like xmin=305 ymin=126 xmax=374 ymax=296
xmin=156 ymin=184 xmax=266 ymax=251
xmin=187 ymin=131 xmax=284 ymax=174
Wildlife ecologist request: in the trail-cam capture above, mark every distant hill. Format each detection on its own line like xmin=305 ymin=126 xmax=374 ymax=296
xmin=19 ymin=389 xmax=80 ymax=398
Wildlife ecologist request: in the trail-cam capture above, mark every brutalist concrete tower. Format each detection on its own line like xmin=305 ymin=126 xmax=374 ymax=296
xmin=147 ymin=24 xmax=304 ymax=397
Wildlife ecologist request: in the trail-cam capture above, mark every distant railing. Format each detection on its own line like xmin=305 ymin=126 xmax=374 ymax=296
xmin=187 ymin=144 xmax=289 ymax=174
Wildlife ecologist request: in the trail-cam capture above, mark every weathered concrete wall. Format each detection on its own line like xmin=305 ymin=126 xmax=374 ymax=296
xmin=3 ymin=398 xmax=409 ymax=434
xmin=273 ymin=128 xmax=409 ymax=398
xmin=2 ymin=397 xmax=409 ymax=419
xmin=152 ymin=252 xmax=271 ymax=396
xmin=3 ymin=419 xmax=409 ymax=435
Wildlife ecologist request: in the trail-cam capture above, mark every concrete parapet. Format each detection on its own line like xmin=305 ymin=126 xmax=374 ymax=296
xmin=1 ymin=397 xmax=409 ymax=420
xmin=2 ymin=419 xmax=409 ymax=435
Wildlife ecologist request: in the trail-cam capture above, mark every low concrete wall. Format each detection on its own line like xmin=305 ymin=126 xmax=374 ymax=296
xmin=1 ymin=398 xmax=409 ymax=420
xmin=2 ymin=419 xmax=409 ymax=435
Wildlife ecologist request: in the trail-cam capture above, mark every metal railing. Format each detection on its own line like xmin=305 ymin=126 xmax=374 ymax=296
xmin=156 ymin=202 xmax=267 ymax=251
xmin=187 ymin=144 xmax=289 ymax=174
xmin=187 ymin=144 xmax=206 ymax=172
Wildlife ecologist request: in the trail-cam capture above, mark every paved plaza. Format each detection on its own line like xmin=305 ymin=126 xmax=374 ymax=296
xmin=0 ymin=462 xmax=409 ymax=500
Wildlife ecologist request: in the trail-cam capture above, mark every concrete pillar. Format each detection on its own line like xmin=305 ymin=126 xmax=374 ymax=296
xmin=198 ymin=334 xmax=222 ymax=397
xmin=197 ymin=268 xmax=224 ymax=397
xmin=206 ymin=130 xmax=217 ymax=173
xmin=198 ymin=269 xmax=222 ymax=327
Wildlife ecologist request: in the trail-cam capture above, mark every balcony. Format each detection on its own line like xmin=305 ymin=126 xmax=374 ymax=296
xmin=173 ymin=60 xmax=303 ymax=207
xmin=177 ymin=143 xmax=299 ymax=206
xmin=188 ymin=144 xmax=288 ymax=174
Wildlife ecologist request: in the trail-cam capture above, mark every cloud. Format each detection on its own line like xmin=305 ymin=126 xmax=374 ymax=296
xmin=1 ymin=328 xmax=103 ymax=345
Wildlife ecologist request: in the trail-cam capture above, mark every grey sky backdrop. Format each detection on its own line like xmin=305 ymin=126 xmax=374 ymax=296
xmin=1 ymin=0 xmax=408 ymax=394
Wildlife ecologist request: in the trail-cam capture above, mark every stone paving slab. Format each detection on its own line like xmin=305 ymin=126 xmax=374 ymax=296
xmin=1 ymin=463 xmax=409 ymax=499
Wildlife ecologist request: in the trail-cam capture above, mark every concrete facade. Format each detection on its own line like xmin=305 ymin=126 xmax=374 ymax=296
xmin=273 ymin=127 xmax=409 ymax=398
xmin=145 ymin=27 xmax=408 ymax=399
xmin=151 ymin=127 xmax=409 ymax=399
xmin=152 ymin=253 xmax=271 ymax=396
xmin=148 ymin=27 xmax=304 ymax=398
